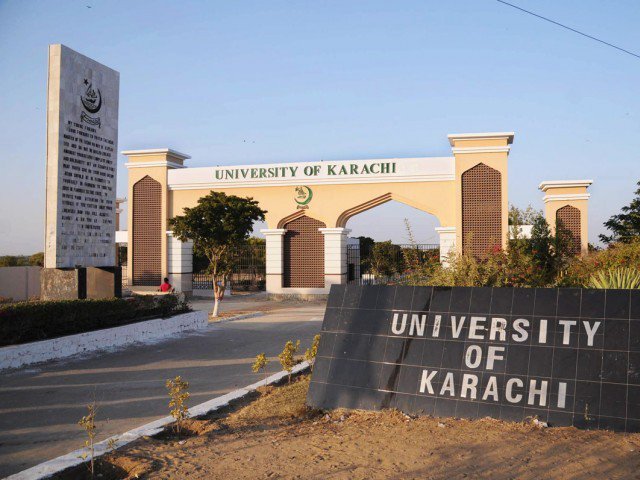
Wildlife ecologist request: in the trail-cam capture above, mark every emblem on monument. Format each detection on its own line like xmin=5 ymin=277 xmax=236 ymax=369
xmin=80 ymin=78 xmax=102 ymax=127
xmin=295 ymin=186 xmax=313 ymax=209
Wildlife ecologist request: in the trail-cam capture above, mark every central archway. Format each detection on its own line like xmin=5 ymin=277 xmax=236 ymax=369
xmin=340 ymin=196 xmax=442 ymax=284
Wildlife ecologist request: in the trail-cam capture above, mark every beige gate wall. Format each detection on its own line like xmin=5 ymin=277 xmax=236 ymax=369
xmin=168 ymin=181 xmax=457 ymax=231
xmin=123 ymin=132 xmax=533 ymax=295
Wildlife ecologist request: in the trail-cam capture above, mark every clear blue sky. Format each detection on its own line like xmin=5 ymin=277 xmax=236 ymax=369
xmin=1 ymin=0 xmax=639 ymax=253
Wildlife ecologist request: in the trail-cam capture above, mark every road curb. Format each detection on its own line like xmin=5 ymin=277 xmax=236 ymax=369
xmin=7 ymin=361 xmax=310 ymax=480
xmin=0 ymin=311 xmax=208 ymax=371
xmin=209 ymin=311 xmax=266 ymax=324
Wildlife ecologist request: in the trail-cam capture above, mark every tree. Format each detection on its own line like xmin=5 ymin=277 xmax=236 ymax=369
xmin=508 ymin=204 xmax=540 ymax=226
xmin=169 ymin=192 xmax=266 ymax=317
xmin=357 ymin=236 xmax=375 ymax=256
xmin=600 ymin=181 xmax=640 ymax=244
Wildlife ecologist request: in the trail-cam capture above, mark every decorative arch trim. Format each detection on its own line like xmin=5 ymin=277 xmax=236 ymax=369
xmin=336 ymin=193 xmax=393 ymax=228
xmin=277 ymin=210 xmax=308 ymax=229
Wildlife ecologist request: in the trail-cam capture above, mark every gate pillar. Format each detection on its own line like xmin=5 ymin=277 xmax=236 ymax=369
xmin=435 ymin=226 xmax=456 ymax=266
xmin=261 ymin=228 xmax=287 ymax=293
xmin=539 ymin=180 xmax=592 ymax=256
xmin=167 ymin=232 xmax=193 ymax=293
xmin=449 ymin=132 xmax=513 ymax=256
xmin=319 ymin=228 xmax=351 ymax=288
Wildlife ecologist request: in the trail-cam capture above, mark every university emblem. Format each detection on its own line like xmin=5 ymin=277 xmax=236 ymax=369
xmin=294 ymin=186 xmax=313 ymax=209
xmin=80 ymin=78 xmax=102 ymax=127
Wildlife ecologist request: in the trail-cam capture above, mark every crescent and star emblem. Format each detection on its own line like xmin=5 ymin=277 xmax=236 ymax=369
xmin=294 ymin=186 xmax=313 ymax=205
xmin=81 ymin=78 xmax=102 ymax=114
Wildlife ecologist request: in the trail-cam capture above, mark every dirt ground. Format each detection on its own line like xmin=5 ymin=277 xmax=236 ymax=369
xmin=58 ymin=375 xmax=640 ymax=480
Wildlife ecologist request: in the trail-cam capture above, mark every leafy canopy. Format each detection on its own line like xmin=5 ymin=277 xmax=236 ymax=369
xmin=600 ymin=180 xmax=640 ymax=244
xmin=169 ymin=191 xmax=266 ymax=264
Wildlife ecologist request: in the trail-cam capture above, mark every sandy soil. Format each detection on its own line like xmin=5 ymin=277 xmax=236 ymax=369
xmin=57 ymin=376 xmax=640 ymax=480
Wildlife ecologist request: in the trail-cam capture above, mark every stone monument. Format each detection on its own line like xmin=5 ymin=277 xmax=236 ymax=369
xmin=42 ymin=44 xmax=121 ymax=300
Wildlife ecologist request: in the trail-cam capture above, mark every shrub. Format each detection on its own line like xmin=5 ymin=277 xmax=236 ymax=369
xmin=559 ymin=239 xmax=640 ymax=287
xmin=402 ymin=211 xmax=576 ymax=288
xmin=369 ymin=241 xmax=403 ymax=278
xmin=0 ymin=294 xmax=189 ymax=347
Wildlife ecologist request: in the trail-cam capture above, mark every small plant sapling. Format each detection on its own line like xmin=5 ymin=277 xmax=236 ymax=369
xmin=252 ymin=352 xmax=269 ymax=385
xmin=78 ymin=402 xmax=98 ymax=477
xmin=304 ymin=334 xmax=321 ymax=371
xmin=107 ymin=436 xmax=118 ymax=452
xmin=166 ymin=376 xmax=190 ymax=437
xmin=278 ymin=340 xmax=300 ymax=383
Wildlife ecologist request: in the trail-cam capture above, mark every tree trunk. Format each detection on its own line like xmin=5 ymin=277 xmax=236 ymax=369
xmin=211 ymin=277 xmax=226 ymax=317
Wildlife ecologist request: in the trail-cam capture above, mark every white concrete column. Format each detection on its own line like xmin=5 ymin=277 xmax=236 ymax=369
xmin=167 ymin=232 xmax=193 ymax=293
xmin=435 ymin=227 xmax=456 ymax=267
xmin=261 ymin=228 xmax=286 ymax=294
xmin=319 ymin=228 xmax=351 ymax=288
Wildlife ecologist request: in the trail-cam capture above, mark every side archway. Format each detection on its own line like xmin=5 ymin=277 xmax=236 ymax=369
xmin=556 ymin=205 xmax=581 ymax=256
xmin=132 ymin=175 xmax=162 ymax=286
xmin=461 ymin=163 xmax=502 ymax=258
xmin=283 ymin=215 xmax=326 ymax=288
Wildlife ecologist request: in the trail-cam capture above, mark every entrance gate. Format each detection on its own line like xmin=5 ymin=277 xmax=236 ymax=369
xmin=122 ymin=132 xmax=592 ymax=296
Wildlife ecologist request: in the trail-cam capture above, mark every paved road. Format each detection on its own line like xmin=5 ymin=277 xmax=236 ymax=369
xmin=0 ymin=297 xmax=325 ymax=477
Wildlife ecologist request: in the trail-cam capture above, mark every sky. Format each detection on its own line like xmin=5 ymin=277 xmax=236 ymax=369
xmin=0 ymin=0 xmax=639 ymax=254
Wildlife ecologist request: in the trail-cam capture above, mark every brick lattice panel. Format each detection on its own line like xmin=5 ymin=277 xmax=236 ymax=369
xmin=132 ymin=176 xmax=162 ymax=286
xmin=557 ymin=205 xmax=581 ymax=255
xmin=283 ymin=215 xmax=326 ymax=288
xmin=462 ymin=163 xmax=502 ymax=258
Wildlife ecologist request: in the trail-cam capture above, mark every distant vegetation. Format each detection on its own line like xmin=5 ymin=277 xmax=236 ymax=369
xmin=0 ymin=252 xmax=44 ymax=267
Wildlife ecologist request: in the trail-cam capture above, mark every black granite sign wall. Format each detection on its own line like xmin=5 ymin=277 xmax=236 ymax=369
xmin=307 ymin=285 xmax=640 ymax=432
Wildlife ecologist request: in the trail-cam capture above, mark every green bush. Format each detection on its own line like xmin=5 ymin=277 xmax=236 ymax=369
xmin=559 ymin=239 xmax=640 ymax=287
xmin=0 ymin=294 xmax=189 ymax=347
xmin=402 ymin=209 xmax=574 ymax=288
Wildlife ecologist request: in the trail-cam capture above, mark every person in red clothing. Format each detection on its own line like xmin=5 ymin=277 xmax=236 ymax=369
xmin=158 ymin=277 xmax=173 ymax=293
